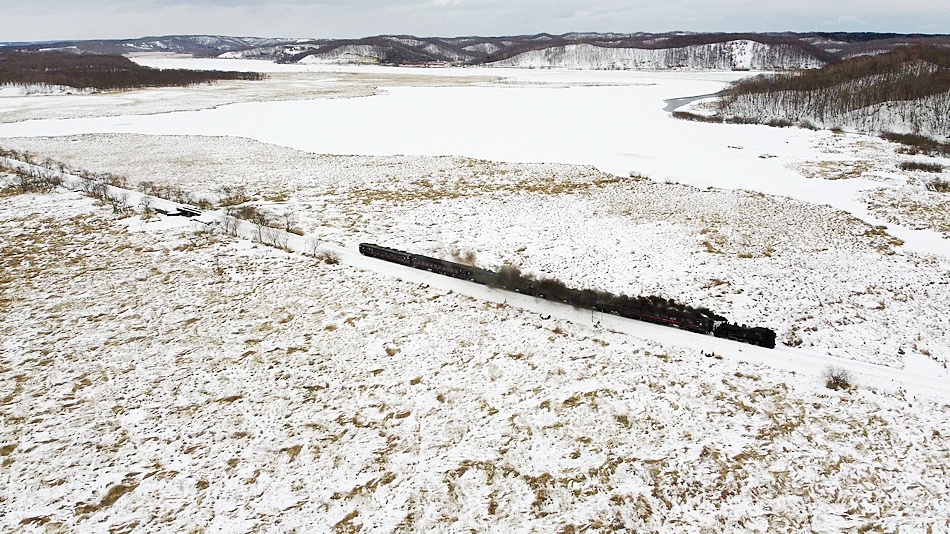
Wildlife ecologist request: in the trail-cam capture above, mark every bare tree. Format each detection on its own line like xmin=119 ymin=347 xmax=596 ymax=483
xmin=220 ymin=214 xmax=240 ymax=236
xmin=139 ymin=195 xmax=155 ymax=220
xmin=138 ymin=181 xmax=156 ymax=195
xmin=252 ymin=210 xmax=270 ymax=243
xmin=263 ymin=227 xmax=288 ymax=250
xmin=89 ymin=181 xmax=108 ymax=200
xmin=306 ymin=237 xmax=321 ymax=257
xmin=282 ymin=210 xmax=303 ymax=235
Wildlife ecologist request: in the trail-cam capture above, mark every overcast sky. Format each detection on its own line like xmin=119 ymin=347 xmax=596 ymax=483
xmin=2 ymin=0 xmax=947 ymax=42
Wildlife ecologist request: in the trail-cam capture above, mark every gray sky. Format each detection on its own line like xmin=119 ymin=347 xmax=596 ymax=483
xmin=2 ymin=0 xmax=947 ymax=42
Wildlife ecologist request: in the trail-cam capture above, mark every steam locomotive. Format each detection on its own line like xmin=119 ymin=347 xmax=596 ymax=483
xmin=359 ymin=243 xmax=776 ymax=348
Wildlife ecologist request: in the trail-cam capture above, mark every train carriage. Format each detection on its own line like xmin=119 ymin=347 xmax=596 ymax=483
xmin=359 ymin=243 xmax=775 ymax=349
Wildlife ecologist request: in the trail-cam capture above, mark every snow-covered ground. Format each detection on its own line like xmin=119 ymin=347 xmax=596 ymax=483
xmin=1 ymin=61 xmax=948 ymax=532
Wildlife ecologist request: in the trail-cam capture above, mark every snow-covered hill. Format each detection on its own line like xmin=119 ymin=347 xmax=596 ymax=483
xmin=716 ymin=47 xmax=950 ymax=140
xmin=492 ymin=41 xmax=825 ymax=70
xmin=297 ymin=45 xmax=393 ymax=65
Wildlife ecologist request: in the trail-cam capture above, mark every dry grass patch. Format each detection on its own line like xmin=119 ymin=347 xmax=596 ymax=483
xmin=863 ymin=187 xmax=950 ymax=238
xmin=797 ymin=160 xmax=873 ymax=181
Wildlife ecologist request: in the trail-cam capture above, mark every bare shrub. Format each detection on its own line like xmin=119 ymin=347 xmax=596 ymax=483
xmin=107 ymin=191 xmax=132 ymax=215
xmin=139 ymin=195 xmax=157 ymax=220
xmin=184 ymin=223 xmax=216 ymax=249
xmin=89 ymin=181 xmax=108 ymax=200
xmin=926 ymin=178 xmax=950 ymax=193
xmin=228 ymin=205 xmax=272 ymax=243
xmin=824 ymin=367 xmax=854 ymax=391
xmin=137 ymin=180 xmax=156 ymax=195
xmin=38 ymin=170 xmax=63 ymax=192
xmin=316 ymin=250 xmax=340 ymax=265
xmin=78 ymin=176 xmax=97 ymax=195
xmin=898 ymin=160 xmax=944 ymax=173
xmin=784 ymin=330 xmax=803 ymax=347
xmin=230 ymin=204 xmax=264 ymax=222
xmin=10 ymin=169 xmax=32 ymax=192
xmin=101 ymin=172 xmax=129 ymax=189
xmin=671 ymin=111 xmax=723 ymax=123
xmin=881 ymin=131 xmax=950 ymax=157
xmin=13 ymin=167 xmax=65 ymax=193
xmin=218 ymin=184 xmax=250 ymax=207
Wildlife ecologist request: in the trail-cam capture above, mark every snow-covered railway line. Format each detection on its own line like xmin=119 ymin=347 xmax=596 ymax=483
xmin=332 ymin=241 xmax=950 ymax=401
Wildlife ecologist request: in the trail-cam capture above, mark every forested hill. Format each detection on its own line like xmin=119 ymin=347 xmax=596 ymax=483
xmin=0 ymin=51 xmax=265 ymax=91
xmin=712 ymin=46 xmax=949 ymax=140
xmin=5 ymin=32 xmax=948 ymax=71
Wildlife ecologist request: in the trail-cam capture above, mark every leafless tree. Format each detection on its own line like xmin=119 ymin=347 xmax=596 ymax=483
xmin=139 ymin=195 xmax=155 ymax=220
xmin=282 ymin=210 xmax=303 ymax=235
xmin=220 ymin=214 xmax=240 ymax=236
xmin=263 ymin=227 xmax=288 ymax=250
xmin=306 ymin=237 xmax=321 ymax=257
xmin=108 ymin=191 xmax=131 ymax=214
xmin=252 ymin=210 xmax=270 ymax=243
xmin=90 ymin=181 xmax=108 ymax=200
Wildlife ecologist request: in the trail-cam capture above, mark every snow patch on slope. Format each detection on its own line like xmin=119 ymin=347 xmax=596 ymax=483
xmin=298 ymin=45 xmax=388 ymax=65
xmin=493 ymin=40 xmax=824 ymax=70
xmin=464 ymin=42 xmax=501 ymax=54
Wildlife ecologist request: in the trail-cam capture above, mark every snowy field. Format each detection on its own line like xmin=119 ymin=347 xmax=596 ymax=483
xmin=1 ymin=59 xmax=948 ymax=531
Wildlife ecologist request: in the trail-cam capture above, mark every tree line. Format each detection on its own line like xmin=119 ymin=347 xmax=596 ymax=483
xmin=0 ymin=50 xmax=265 ymax=91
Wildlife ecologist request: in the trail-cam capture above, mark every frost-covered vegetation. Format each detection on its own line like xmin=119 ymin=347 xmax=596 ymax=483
xmin=715 ymin=46 xmax=950 ymax=140
xmin=0 ymin=50 xmax=264 ymax=91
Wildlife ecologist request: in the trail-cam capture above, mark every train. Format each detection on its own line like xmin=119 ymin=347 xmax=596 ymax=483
xmin=358 ymin=242 xmax=776 ymax=349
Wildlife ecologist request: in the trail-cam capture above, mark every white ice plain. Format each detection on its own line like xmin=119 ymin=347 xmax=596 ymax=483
xmin=1 ymin=59 xmax=949 ymax=532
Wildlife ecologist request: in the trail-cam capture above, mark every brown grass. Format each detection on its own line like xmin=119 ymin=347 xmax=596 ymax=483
xmin=797 ymin=160 xmax=873 ymax=181
xmin=75 ymin=482 xmax=139 ymax=515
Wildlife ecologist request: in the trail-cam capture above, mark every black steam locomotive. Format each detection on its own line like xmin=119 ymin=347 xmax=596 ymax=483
xmin=359 ymin=243 xmax=776 ymax=349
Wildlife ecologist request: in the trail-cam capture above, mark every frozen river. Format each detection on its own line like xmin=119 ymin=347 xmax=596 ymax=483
xmin=0 ymin=61 xmax=947 ymax=257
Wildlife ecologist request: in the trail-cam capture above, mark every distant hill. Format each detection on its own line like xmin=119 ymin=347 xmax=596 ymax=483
xmin=3 ymin=35 xmax=300 ymax=57
xmin=4 ymin=33 xmax=948 ymax=71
